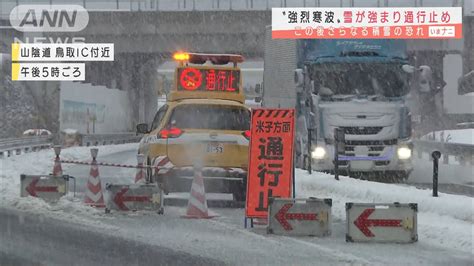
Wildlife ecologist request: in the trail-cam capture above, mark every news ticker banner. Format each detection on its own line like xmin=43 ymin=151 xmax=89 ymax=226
xmin=272 ymin=7 xmax=462 ymax=39
xmin=11 ymin=43 xmax=114 ymax=81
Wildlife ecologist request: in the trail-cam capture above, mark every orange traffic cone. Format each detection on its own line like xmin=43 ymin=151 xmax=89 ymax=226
xmin=135 ymin=154 xmax=146 ymax=184
xmin=84 ymin=148 xmax=105 ymax=207
xmin=182 ymin=165 xmax=217 ymax=219
xmin=52 ymin=146 xmax=63 ymax=176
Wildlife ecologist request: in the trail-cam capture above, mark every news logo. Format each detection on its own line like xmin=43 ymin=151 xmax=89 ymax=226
xmin=10 ymin=5 xmax=89 ymax=32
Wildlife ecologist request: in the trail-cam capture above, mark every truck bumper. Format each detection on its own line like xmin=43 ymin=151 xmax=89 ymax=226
xmin=311 ymin=144 xmax=413 ymax=174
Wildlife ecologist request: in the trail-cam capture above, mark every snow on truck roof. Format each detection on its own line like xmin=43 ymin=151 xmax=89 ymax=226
xmin=302 ymin=39 xmax=408 ymax=63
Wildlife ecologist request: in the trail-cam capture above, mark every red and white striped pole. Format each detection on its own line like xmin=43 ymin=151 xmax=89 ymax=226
xmin=52 ymin=146 xmax=63 ymax=176
xmin=84 ymin=148 xmax=105 ymax=208
xmin=135 ymin=154 xmax=146 ymax=184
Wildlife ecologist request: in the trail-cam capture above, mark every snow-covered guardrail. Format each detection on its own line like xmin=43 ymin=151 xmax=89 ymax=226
xmin=414 ymin=140 xmax=474 ymax=165
xmin=0 ymin=133 xmax=142 ymax=158
xmin=0 ymin=136 xmax=53 ymax=158
xmin=80 ymin=133 xmax=142 ymax=147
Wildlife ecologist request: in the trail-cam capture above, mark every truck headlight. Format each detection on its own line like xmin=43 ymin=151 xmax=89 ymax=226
xmin=397 ymin=147 xmax=412 ymax=160
xmin=311 ymin=146 xmax=326 ymax=159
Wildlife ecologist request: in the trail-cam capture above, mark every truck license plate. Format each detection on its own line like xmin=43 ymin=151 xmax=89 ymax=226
xmin=206 ymin=143 xmax=224 ymax=153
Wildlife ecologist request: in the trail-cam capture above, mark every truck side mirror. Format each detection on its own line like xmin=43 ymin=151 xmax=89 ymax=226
xmin=136 ymin=123 xmax=149 ymax=134
xmin=294 ymin=68 xmax=304 ymax=87
xmin=402 ymin=64 xmax=415 ymax=74
xmin=310 ymin=80 xmax=317 ymax=94
xmin=458 ymin=71 xmax=474 ymax=95
xmin=418 ymin=65 xmax=433 ymax=92
xmin=255 ymin=97 xmax=262 ymax=103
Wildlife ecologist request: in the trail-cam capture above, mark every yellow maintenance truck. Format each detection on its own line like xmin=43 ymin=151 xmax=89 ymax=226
xmin=136 ymin=53 xmax=250 ymax=201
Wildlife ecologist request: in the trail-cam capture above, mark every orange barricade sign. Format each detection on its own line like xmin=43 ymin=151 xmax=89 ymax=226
xmin=246 ymin=109 xmax=295 ymax=219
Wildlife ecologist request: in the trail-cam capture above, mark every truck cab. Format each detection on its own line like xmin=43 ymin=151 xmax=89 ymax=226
xmin=263 ymin=33 xmax=414 ymax=181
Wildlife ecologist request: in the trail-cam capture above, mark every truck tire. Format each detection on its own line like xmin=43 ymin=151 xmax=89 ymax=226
xmin=232 ymin=188 xmax=246 ymax=202
xmin=146 ymin=157 xmax=153 ymax=183
xmin=232 ymin=176 xmax=247 ymax=202
xmin=384 ymin=172 xmax=409 ymax=183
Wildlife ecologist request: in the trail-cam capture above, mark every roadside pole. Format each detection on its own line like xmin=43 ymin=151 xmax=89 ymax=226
xmin=432 ymin=151 xmax=441 ymax=197
xmin=334 ymin=128 xmax=345 ymax=181
xmin=293 ymin=152 xmax=296 ymax=198
xmin=307 ymin=128 xmax=313 ymax=174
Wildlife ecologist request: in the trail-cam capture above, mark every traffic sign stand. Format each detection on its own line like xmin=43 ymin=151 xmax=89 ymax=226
xmin=245 ymin=108 xmax=295 ymax=221
xmin=104 ymin=183 xmax=164 ymax=214
xmin=20 ymin=174 xmax=69 ymax=202
xmin=334 ymin=128 xmax=345 ymax=181
xmin=346 ymin=202 xmax=418 ymax=243
xmin=267 ymin=197 xmax=332 ymax=236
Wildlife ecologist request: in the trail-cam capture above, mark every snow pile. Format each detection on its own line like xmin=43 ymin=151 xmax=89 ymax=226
xmin=296 ymin=169 xmax=474 ymax=253
xmin=0 ymin=143 xmax=138 ymax=227
xmin=10 ymin=195 xmax=118 ymax=230
xmin=421 ymin=129 xmax=474 ymax=145
xmin=62 ymin=128 xmax=79 ymax=134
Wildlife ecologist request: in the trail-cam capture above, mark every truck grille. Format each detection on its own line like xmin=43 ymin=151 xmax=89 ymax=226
xmin=343 ymin=147 xmax=384 ymax=157
xmin=344 ymin=139 xmax=398 ymax=146
xmin=341 ymin=126 xmax=383 ymax=135
xmin=342 ymin=139 xmax=397 ymax=157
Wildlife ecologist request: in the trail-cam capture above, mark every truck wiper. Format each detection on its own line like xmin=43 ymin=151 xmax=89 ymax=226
xmin=330 ymin=95 xmax=356 ymax=101
xmin=340 ymin=51 xmax=383 ymax=57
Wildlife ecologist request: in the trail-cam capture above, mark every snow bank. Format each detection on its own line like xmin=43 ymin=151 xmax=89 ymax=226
xmin=421 ymin=129 xmax=474 ymax=145
xmin=62 ymin=128 xmax=79 ymax=134
xmin=296 ymin=169 xmax=474 ymax=253
xmin=0 ymin=143 xmax=138 ymax=227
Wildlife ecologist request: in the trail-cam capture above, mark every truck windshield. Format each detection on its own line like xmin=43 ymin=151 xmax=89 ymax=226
xmin=311 ymin=63 xmax=409 ymax=97
xmin=169 ymin=104 xmax=250 ymax=130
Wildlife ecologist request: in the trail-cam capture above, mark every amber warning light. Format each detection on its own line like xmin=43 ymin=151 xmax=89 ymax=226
xmin=173 ymin=53 xmax=190 ymax=61
xmin=173 ymin=52 xmax=244 ymax=65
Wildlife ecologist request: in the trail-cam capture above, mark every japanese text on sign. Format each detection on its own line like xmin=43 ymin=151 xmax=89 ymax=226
xmin=246 ymin=109 xmax=295 ymax=219
xmin=11 ymin=43 xmax=114 ymax=61
xmin=12 ymin=63 xmax=85 ymax=81
xmin=177 ymin=66 xmax=240 ymax=93
xmin=272 ymin=7 xmax=462 ymax=39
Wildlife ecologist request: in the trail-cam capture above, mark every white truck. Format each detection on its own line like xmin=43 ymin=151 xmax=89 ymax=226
xmin=262 ymin=28 xmax=430 ymax=181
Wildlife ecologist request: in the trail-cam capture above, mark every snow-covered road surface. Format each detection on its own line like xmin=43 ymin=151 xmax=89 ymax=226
xmin=0 ymin=207 xmax=221 ymax=266
xmin=0 ymin=144 xmax=472 ymax=265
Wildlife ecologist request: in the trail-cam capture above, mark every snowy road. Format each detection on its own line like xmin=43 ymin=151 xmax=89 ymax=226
xmin=0 ymin=144 xmax=472 ymax=265
xmin=0 ymin=208 xmax=221 ymax=266
xmin=62 ymin=145 xmax=473 ymax=197
xmin=0 ymin=204 xmax=470 ymax=265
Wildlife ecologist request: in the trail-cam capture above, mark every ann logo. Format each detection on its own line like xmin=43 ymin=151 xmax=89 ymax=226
xmin=19 ymin=9 xmax=77 ymax=28
xmin=10 ymin=5 xmax=89 ymax=32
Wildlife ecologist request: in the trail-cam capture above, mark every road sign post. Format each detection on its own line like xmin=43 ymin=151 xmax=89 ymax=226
xmin=246 ymin=109 xmax=295 ymax=220
xmin=334 ymin=128 xmax=345 ymax=181
xmin=346 ymin=202 xmax=418 ymax=243
xmin=267 ymin=197 xmax=332 ymax=236
xmin=20 ymin=174 xmax=69 ymax=202
xmin=431 ymin=151 xmax=441 ymax=197
xmin=307 ymin=128 xmax=315 ymax=175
